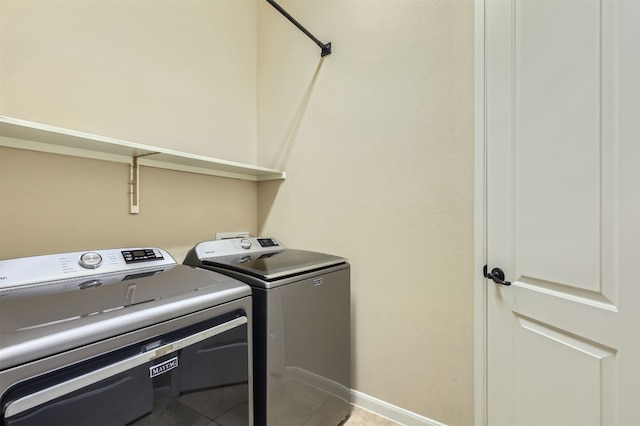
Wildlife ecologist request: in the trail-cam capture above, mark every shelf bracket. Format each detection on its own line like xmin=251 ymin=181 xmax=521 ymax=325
xmin=129 ymin=153 xmax=158 ymax=214
xmin=266 ymin=0 xmax=332 ymax=57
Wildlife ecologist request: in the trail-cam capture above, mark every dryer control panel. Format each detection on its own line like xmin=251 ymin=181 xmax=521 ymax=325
xmin=193 ymin=237 xmax=283 ymax=260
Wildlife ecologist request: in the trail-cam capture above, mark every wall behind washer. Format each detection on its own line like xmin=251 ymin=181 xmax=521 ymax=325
xmin=0 ymin=0 xmax=260 ymax=261
xmin=257 ymin=1 xmax=475 ymax=424
xmin=0 ymin=147 xmax=257 ymax=261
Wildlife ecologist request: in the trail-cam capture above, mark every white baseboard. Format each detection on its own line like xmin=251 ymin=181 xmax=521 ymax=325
xmin=350 ymin=390 xmax=447 ymax=426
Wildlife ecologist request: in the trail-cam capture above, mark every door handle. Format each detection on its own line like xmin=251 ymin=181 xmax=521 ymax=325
xmin=483 ymin=265 xmax=511 ymax=286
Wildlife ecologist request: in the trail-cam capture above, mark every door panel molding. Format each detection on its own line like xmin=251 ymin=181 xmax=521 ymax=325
xmin=516 ymin=315 xmax=617 ymax=359
xmin=516 ymin=277 xmax=617 ymax=311
xmin=514 ymin=314 xmax=616 ymax=426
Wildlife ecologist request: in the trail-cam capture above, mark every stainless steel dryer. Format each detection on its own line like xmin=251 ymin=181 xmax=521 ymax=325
xmin=184 ymin=237 xmax=351 ymax=426
xmin=0 ymin=247 xmax=253 ymax=426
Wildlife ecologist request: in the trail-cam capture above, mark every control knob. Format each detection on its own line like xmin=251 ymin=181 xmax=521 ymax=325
xmin=78 ymin=252 xmax=103 ymax=269
xmin=240 ymin=238 xmax=252 ymax=250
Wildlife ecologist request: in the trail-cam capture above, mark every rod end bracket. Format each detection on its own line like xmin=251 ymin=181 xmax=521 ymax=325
xmin=321 ymin=42 xmax=332 ymax=57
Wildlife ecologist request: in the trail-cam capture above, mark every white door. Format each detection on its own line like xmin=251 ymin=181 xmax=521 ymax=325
xmin=483 ymin=0 xmax=640 ymax=424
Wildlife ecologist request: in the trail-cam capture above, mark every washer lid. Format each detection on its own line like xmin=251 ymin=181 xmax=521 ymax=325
xmin=0 ymin=265 xmax=251 ymax=371
xmin=202 ymin=249 xmax=347 ymax=281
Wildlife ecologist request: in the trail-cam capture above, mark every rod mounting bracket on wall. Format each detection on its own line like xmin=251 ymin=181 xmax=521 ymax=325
xmin=266 ymin=0 xmax=332 ymax=57
xmin=320 ymin=42 xmax=332 ymax=58
xmin=129 ymin=152 xmax=158 ymax=214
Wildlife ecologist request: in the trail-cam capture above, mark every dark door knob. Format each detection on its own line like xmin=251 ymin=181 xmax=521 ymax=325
xmin=483 ymin=265 xmax=511 ymax=286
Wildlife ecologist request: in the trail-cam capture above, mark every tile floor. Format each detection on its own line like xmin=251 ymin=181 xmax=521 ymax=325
xmin=343 ymin=406 xmax=401 ymax=426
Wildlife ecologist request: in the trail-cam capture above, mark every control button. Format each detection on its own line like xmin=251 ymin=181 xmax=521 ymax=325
xmin=240 ymin=239 xmax=252 ymax=250
xmin=78 ymin=252 xmax=103 ymax=269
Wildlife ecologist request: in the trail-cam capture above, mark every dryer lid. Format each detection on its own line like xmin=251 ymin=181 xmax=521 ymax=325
xmin=202 ymin=249 xmax=347 ymax=281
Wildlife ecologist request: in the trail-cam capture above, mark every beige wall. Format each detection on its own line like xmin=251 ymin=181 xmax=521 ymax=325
xmin=257 ymin=1 xmax=475 ymax=424
xmin=0 ymin=0 xmax=260 ymax=262
xmin=1 ymin=0 xmax=476 ymax=424
xmin=0 ymin=0 xmax=258 ymax=163
xmin=0 ymin=147 xmax=257 ymax=261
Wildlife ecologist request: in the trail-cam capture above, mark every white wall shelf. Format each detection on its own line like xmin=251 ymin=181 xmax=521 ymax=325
xmin=0 ymin=116 xmax=286 ymax=182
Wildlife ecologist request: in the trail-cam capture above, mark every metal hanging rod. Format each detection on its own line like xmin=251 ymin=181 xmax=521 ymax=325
xmin=266 ymin=0 xmax=332 ymax=57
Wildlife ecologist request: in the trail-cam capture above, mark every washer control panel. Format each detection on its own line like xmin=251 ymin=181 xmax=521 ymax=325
xmin=0 ymin=248 xmax=176 ymax=290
